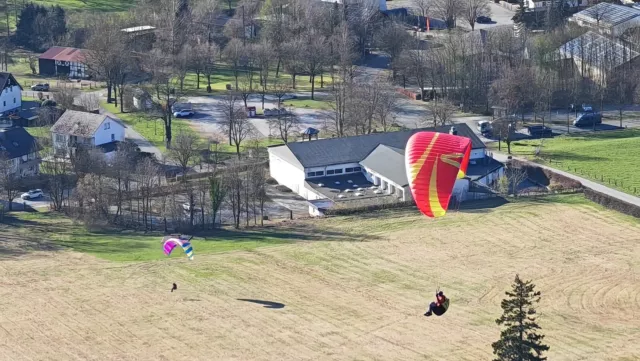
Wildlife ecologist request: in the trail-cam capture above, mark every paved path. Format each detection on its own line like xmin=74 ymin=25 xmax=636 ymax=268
xmin=492 ymin=152 xmax=640 ymax=207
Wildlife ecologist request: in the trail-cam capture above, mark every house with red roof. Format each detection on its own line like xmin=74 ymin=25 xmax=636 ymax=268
xmin=38 ymin=46 xmax=89 ymax=79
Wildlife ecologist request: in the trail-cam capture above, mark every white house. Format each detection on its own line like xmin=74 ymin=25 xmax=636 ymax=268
xmin=570 ymin=3 xmax=640 ymax=37
xmin=50 ymin=110 xmax=126 ymax=157
xmin=268 ymin=124 xmax=504 ymax=216
xmin=525 ymin=0 xmax=586 ymax=12
xmin=0 ymin=73 xmax=22 ymax=115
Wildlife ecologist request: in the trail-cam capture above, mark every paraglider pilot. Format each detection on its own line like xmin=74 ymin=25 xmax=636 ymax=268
xmin=171 ymin=283 xmax=177 ymax=292
xmin=424 ymin=291 xmax=449 ymax=317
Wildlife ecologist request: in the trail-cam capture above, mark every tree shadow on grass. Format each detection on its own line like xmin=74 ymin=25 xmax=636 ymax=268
xmin=540 ymin=151 xmax=607 ymax=163
xmin=192 ymin=225 xmax=381 ymax=243
xmin=237 ymin=299 xmax=285 ymax=309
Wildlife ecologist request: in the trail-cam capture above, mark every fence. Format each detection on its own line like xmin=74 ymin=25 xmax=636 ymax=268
xmin=20 ymin=79 xmax=105 ymax=93
xmin=538 ymin=157 xmax=640 ymax=196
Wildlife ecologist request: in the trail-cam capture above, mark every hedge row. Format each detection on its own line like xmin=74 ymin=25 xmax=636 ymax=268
xmin=323 ymin=201 xmax=416 ymax=216
xmin=584 ymin=189 xmax=640 ymax=218
xmin=509 ymin=159 xmax=582 ymax=190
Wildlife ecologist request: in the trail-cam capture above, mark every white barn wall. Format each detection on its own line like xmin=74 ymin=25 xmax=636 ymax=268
xmin=0 ymin=85 xmax=21 ymax=113
xmin=269 ymin=152 xmax=305 ymax=195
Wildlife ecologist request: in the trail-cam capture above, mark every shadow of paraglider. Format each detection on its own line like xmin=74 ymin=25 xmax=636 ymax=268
xmin=237 ymin=299 xmax=285 ymax=309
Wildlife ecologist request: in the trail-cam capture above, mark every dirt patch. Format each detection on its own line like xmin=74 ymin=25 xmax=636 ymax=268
xmin=0 ymin=200 xmax=639 ymax=360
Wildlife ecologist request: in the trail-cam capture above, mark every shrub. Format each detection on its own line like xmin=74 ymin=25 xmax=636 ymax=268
xmin=584 ymin=189 xmax=640 ymax=218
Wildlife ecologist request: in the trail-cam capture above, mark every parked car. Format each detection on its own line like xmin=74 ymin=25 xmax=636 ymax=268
xmin=573 ymin=113 xmax=602 ymax=127
xmin=30 ymin=83 xmax=49 ymax=91
xmin=21 ymin=189 xmax=43 ymax=200
xmin=476 ymin=16 xmax=492 ymax=24
xmin=477 ymin=120 xmax=492 ymax=136
xmin=525 ymin=125 xmax=553 ymax=138
xmin=173 ymin=109 xmax=195 ymax=118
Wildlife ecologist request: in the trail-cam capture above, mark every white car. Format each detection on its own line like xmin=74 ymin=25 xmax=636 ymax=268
xmin=182 ymin=203 xmax=201 ymax=212
xmin=21 ymin=189 xmax=43 ymax=200
xmin=173 ymin=110 xmax=195 ymax=118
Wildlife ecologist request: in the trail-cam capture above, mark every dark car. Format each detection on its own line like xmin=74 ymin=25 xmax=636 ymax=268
xmin=525 ymin=125 xmax=553 ymax=138
xmin=30 ymin=83 xmax=49 ymax=91
xmin=573 ymin=113 xmax=602 ymax=127
xmin=476 ymin=16 xmax=492 ymax=24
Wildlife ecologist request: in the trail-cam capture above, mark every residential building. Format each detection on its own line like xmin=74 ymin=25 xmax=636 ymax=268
xmin=268 ymin=124 xmax=504 ymax=216
xmin=38 ymin=47 xmax=89 ymax=79
xmin=570 ymin=3 xmax=640 ymax=37
xmin=558 ymin=31 xmax=639 ymax=83
xmin=50 ymin=110 xmax=126 ymax=157
xmin=0 ymin=127 xmax=40 ymax=177
xmin=0 ymin=72 xmax=23 ymax=114
xmin=525 ymin=0 xmax=586 ymax=11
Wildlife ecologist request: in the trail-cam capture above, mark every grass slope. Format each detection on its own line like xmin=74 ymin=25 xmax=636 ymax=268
xmin=1 ymin=195 xmax=639 ymax=360
xmin=501 ymin=129 xmax=640 ymax=195
xmin=32 ymin=0 xmax=133 ymax=11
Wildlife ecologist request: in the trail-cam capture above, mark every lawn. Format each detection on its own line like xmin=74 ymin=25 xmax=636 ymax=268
xmin=101 ymin=102 xmax=199 ymax=153
xmin=0 ymin=195 xmax=639 ymax=360
xmin=181 ymin=66 xmax=335 ymax=96
xmin=32 ymin=0 xmax=133 ymax=11
xmin=496 ymin=129 xmax=640 ymax=195
xmin=282 ymin=97 xmax=333 ymax=110
xmin=3 ymin=212 xmax=293 ymax=262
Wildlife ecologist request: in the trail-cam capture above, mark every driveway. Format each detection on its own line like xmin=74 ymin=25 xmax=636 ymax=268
xmin=102 ymin=109 xmax=164 ymax=161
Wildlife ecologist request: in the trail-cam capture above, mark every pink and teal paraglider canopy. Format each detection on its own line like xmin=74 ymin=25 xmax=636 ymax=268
xmin=162 ymin=235 xmax=194 ymax=260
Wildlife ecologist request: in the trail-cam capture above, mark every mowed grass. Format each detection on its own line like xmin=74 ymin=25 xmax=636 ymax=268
xmin=282 ymin=97 xmax=333 ymax=110
xmin=1 ymin=195 xmax=640 ymax=360
xmin=499 ymin=129 xmax=640 ymax=195
xmin=3 ymin=212 xmax=293 ymax=262
xmin=32 ymin=0 xmax=133 ymax=11
xmin=181 ymin=67 xmax=335 ymax=95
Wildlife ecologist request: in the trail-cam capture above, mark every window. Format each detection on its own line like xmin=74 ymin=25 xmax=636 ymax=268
xmin=111 ymin=134 xmax=115 ymax=141
xmin=2 ymin=101 xmax=5 ymax=106
xmin=334 ymin=169 xmax=343 ymax=174
xmin=354 ymin=167 xmax=362 ymax=172
xmin=104 ymin=122 xmax=110 ymax=130
xmin=327 ymin=169 xmax=335 ymax=175
xmin=13 ymin=98 xmax=16 ymax=103
xmin=345 ymin=167 xmax=354 ymax=173
xmin=55 ymin=134 xmax=65 ymax=143
xmin=315 ymin=171 xmax=324 ymax=176
xmin=307 ymin=172 xmax=314 ymax=177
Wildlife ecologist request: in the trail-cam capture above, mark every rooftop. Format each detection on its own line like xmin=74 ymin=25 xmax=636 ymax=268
xmin=558 ymin=31 xmax=639 ymax=69
xmin=574 ymin=3 xmax=640 ymax=27
xmin=0 ymin=72 xmax=22 ymax=91
xmin=39 ymin=47 xmax=86 ymax=63
xmin=121 ymin=25 xmax=156 ymax=33
xmin=51 ymin=110 xmax=125 ymax=137
xmin=360 ymin=144 xmax=408 ymax=187
xmin=305 ymin=173 xmax=398 ymax=203
xmin=0 ymin=127 xmax=37 ymax=159
xmin=271 ymin=123 xmax=484 ymax=169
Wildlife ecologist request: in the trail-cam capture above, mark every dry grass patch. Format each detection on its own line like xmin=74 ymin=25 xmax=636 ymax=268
xmin=0 ymin=196 xmax=639 ymax=360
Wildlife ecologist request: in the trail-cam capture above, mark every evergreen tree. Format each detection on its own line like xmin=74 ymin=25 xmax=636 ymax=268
xmin=15 ymin=4 xmax=47 ymax=49
xmin=492 ymin=274 xmax=549 ymax=361
xmin=50 ymin=6 xmax=67 ymax=40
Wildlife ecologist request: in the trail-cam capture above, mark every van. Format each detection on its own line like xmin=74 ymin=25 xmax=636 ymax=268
xmin=477 ymin=120 xmax=492 ymax=135
xmin=573 ymin=113 xmax=602 ymax=127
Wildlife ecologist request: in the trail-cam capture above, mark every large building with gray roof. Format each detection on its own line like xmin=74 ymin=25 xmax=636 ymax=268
xmin=571 ymin=3 xmax=640 ymax=36
xmin=267 ymin=124 xmax=504 ymax=216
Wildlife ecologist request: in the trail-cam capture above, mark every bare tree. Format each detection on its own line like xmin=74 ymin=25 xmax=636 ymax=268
xmin=223 ymin=38 xmax=245 ymax=90
xmin=76 ymin=93 xmax=101 ymax=112
xmin=256 ymin=39 xmax=273 ymax=109
xmin=135 ymin=157 xmax=160 ymax=229
xmin=376 ymin=87 xmax=400 ymax=132
xmin=463 ymin=0 xmax=490 ymax=31
xmin=433 ymin=0 xmax=462 ymax=29
xmin=249 ymin=165 xmax=268 ymax=226
xmin=228 ymin=107 xmax=253 ymax=157
xmin=271 ymin=79 xmax=292 ymax=108
xmin=302 ymin=31 xmax=328 ymax=100
xmin=209 ymin=175 xmax=225 ymax=228
xmin=52 ymin=88 xmax=78 ymax=110
xmin=268 ymin=111 xmax=300 ymax=144
xmin=283 ymin=38 xmax=305 ymax=89
xmin=505 ymin=164 xmax=528 ymax=197
xmin=199 ymin=42 xmax=220 ymax=93
xmin=40 ymin=151 xmax=72 ymax=211
xmin=170 ymin=133 xmax=200 ymax=178
xmin=425 ymin=99 xmax=457 ymax=127
xmin=375 ymin=22 xmax=411 ymax=77
xmin=412 ymin=0 xmax=432 ymax=29
xmin=219 ymin=91 xmax=243 ymax=146
xmin=223 ymin=162 xmax=242 ymax=228
xmin=0 ymin=153 xmax=22 ymax=211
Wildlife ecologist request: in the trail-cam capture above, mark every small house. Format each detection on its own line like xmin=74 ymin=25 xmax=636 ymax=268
xmin=38 ymin=47 xmax=89 ymax=79
xmin=50 ymin=110 xmax=126 ymax=157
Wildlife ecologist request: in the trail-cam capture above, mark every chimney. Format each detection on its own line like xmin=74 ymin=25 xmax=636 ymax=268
xmin=449 ymin=126 xmax=457 ymax=135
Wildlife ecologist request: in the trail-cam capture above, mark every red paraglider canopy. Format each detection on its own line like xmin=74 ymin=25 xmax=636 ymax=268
xmin=405 ymin=131 xmax=472 ymax=218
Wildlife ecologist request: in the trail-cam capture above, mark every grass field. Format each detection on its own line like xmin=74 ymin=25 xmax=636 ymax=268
xmin=496 ymin=129 xmax=640 ymax=195
xmin=1 ymin=195 xmax=639 ymax=360
xmin=32 ymin=0 xmax=133 ymax=11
